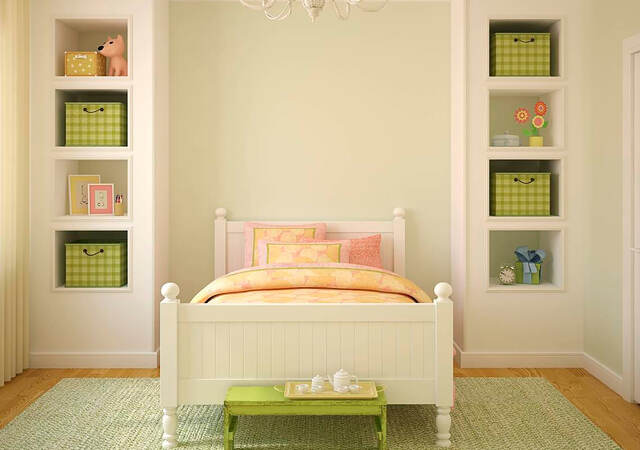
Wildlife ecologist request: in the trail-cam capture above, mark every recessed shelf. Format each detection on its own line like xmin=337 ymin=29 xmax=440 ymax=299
xmin=54 ymin=89 xmax=129 ymax=147
xmin=53 ymin=158 xmax=130 ymax=218
xmin=53 ymin=229 xmax=130 ymax=291
xmin=489 ymin=88 xmax=564 ymax=148
xmin=54 ymin=18 xmax=129 ymax=77
xmin=488 ymin=158 xmax=563 ymax=218
xmin=488 ymin=18 xmax=562 ymax=78
xmin=488 ymin=229 xmax=564 ymax=291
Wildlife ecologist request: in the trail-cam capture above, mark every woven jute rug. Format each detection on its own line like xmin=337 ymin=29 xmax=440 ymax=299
xmin=0 ymin=377 xmax=619 ymax=449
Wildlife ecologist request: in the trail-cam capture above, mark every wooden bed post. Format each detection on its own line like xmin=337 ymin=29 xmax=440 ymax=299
xmin=160 ymin=282 xmax=180 ymax=449
xmin=214 ymin=208 xmax=227 ymax=279
xmin=434 ymin=282 xmax=453 ymax=447
xmin=392 ymin=208 xmax=406 ymax=277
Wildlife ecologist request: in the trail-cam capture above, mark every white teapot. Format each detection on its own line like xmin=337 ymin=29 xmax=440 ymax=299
xmin=327 ymin=369 xmax=358 ymax=392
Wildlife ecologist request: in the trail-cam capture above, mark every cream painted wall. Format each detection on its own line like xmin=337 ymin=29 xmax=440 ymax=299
xmin=583 ymin=0 xmax=640 ymax=375
xmin=169 ymin=2 xmax=451 ymax=300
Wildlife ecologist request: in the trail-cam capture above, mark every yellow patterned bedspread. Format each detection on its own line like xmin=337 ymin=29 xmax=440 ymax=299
xmin=191 ymin=263 xmax=432 ymax=304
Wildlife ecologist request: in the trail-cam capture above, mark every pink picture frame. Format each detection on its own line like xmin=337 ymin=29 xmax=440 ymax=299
xmin=87 ymin=183 xmax=114 ymax=215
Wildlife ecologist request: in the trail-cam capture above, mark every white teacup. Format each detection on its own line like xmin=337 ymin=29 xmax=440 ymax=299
xmin=296 ymin=384 xmax=310 ymax=394
xmin=348 ymin=384 xmax=362 ymax=393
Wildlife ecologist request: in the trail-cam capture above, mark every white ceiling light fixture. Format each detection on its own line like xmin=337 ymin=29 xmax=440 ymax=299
xmin=239 ymin=0 xmax=388 ymax=22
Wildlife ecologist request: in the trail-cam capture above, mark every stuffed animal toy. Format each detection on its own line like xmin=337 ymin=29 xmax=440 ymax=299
xmin=98 ymin=35 xmax=128 ymax=76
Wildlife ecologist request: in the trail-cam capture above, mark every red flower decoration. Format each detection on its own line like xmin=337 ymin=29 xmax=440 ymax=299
xmin=532 ymin=115 xmax=545 ymax=129
xmin=514 ymin=108 xmax=530 ymax=124
xmin=534 ymin=101 xmax=548 ymax=116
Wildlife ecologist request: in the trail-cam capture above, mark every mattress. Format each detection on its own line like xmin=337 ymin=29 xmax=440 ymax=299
xmin=191 ymin=263 xmax=432 ymax=304
xmin=210 ymin=288 xmax=416 ymax=304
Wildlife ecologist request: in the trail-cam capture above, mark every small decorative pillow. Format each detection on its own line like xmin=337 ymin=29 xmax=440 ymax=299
xmin=256 ymin=240 xmax=351 ymax=265
xmin=243 ymin=222 xmax=327 ymax=267
xmin=348 ymin=234 xmax=383 ymax=268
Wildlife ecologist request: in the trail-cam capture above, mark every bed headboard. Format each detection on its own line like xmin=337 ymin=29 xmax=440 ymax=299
xmin=214 ymin=208 xmax=406 ymax=278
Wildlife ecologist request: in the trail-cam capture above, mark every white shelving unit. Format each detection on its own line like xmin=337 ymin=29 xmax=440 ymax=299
xmin=479 ymin=16 xmax=568 ymax=293
xmin=30 ymin=0 xmax=169 ymax=368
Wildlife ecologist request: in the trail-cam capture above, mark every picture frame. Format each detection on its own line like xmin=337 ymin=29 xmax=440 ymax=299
xmin=68 ymin=174 xmax=101 ymax=215
xmin=87 ymin=183 xmax=114 ymax=215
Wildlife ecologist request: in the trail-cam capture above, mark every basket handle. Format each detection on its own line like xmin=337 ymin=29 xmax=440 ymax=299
xmin=83 ymin=248 xmax=104 ymax=257
xmin=513 ymin=37 xmax=535 ymax=44
xmin=514 ymin=177 xmax=535 ymax=185
xmin=82 ymin=107 xmax=105 ymax=114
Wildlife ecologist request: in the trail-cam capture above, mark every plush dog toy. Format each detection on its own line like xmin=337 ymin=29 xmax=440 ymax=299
xmin=98 ymin=35 xmax=128 ymax=76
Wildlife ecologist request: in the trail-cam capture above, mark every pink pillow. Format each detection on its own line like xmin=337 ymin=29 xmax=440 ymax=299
xmin=348 ymin=234 xmax=383 ymax=268
xmin=256 ymin=239 xmax=351 ymax=265
xmin=243 ymin=222 xmax=327 ymax=267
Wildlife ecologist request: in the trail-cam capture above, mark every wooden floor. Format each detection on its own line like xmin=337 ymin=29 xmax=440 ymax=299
xmin=1 ymin=367 xmax=639 ymax=449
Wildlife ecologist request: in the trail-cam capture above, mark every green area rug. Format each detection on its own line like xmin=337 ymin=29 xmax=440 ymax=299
xmin=0 ymin=378 xmax=619 ymax=449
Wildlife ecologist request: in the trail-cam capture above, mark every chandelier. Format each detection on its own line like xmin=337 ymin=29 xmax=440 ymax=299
xmin=239 ymin=0 xmax=388 ymax=22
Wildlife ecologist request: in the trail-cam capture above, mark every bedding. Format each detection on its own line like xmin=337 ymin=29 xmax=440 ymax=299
xmin=191 ymin=263 xmax=432 ymax=304
xmin=304 ymin=234 xmax=383 ymax=268
xmin=256 ymin=240 xmax=351 ymax=265
xmin=243 ymin=222 xmax=327 ymax=267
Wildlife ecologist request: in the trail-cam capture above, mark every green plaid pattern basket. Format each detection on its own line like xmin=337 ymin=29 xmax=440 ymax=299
xmin=490 ymin=33 xmax=550 ymax=76
xmin=490 ymin=172 xmax=551 ymax=216
xmin=515 ymin=261 xmax=542 ymax=284
xmin=65 ymin=102 xmax=127 ymax=146
xmin=65 ymin=242 xmax=127 ymax=288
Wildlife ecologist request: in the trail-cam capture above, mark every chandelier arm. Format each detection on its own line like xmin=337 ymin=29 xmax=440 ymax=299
xmin=264 ymin=0 xmax=292 ymax=20
xmin=239 ymin=0 xmax=268 ymax=10
xmin=331 ymin=0 xmax=351 ymax=19
xmin=262 ymin=0 xmax=277 ymax=9
xmin=355 ymin=0 xmax=388 ymax=12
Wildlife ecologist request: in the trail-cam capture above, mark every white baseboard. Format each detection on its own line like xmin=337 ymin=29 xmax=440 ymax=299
xmin=456 ymin=348 xmax=624 ymax=397
xmin=459 ymin=350 xmax=584 ymax=368
xmin=582 ymin=352 xmax=624 ymax=396
xmin=30 ymin=352 xmax=158 ymax=369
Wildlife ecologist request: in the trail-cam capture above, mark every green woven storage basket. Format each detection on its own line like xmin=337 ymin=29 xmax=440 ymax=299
xmin=490 ymin=172 xmax=551 ymax=216
xmin=515 ymin=261 xmax=542 ymax=284
xmin=65 ymin=102 xmax=127 ymax=146
xmin=65 ymin=242 xmax=127 ymax=288
xmin=490 ymin=33 xmax=551 ymax=76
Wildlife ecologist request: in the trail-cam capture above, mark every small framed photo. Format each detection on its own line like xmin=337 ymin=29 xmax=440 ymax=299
xmin=87 ymin=183 xmax=114 ymax=215
xmin=68 ymin=174 xmax=101 ymax=215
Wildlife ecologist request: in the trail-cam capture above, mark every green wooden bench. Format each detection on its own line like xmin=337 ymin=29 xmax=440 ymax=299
xmin=224 ymin=385 xmax=387 ymax=450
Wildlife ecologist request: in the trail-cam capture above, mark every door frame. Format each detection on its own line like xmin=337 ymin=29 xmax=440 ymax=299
xmin=622 ymin=33 xmax=640 ymax=403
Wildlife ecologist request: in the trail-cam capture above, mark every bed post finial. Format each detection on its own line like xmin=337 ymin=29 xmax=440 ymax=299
xmin=393 ymin=207 xmax=406 ymax=219
xmin=161 ymin=282 xmax=180 ymax=303
xmin=434 ymin=282 xmax=453 ymax=303
xmin=215 ymin=208 xmax=227 ymax=220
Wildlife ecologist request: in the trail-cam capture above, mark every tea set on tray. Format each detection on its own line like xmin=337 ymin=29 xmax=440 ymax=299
xmin=295 ymin=369 xmax=362 ymax=395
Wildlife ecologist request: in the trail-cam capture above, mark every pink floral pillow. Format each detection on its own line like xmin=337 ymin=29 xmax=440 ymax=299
xmin=256 ymin=240 xmax=351 ymax=265
xmin=243 ymin=222 xmax=327 ymax=267
xmin=348 ymin=234 xmax=383 ymax=268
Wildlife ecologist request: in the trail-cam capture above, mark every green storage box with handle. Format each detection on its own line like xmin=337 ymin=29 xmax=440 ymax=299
xmin=490 ymin=172 xmax=551 ymax=216
xmin=65 ymin=241 xmax=127 ymax=287
xmin=65 ymin=102 xmax=127 ymax=146
xmin=490 ymin=32 xmax=551 ymax=76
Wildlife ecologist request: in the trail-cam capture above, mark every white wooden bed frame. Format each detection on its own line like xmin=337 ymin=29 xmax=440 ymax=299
xmin=160 ymin=208 xmax=453 ymax=448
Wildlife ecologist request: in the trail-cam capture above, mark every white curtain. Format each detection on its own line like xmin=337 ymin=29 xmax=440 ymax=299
xmin=0 ymin=0 xmax=30 ymax=386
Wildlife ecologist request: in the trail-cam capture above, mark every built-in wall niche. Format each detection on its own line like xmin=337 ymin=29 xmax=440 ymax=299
xmin=55 ymin=18 xmax=129 ymax=77
xmin=488 ymin=158 xmax=562 ymax=218
xmin=55 ymin=89 xmax=129 ymax=148
xmin=54 ymin=158 xmax=129 ymax=218
xmin=488 ymin=229 xmax=564 ymax=291
xmin=489 ymin=88 xmax=564 ymax=149
xmin=489 ymin=18 xmax=562 ymax=78
xmin=53 ymin=229 xmax=129 ymax=291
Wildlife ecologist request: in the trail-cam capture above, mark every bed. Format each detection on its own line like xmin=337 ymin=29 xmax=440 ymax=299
xmin=160 ymin=208 xmax=453 ymax=448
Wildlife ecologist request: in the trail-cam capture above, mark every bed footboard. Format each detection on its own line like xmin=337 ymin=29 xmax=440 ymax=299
xmin=160 ymin=282 xmax=453 ymax=448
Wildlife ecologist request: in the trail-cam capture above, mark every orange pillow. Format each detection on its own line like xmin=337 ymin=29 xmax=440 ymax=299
xmin=243 ymin=222 xmax=327 ymax=267
xmin=257 ymin=240 xmax=351 ymax=265
xmin=348 ymin=234 xmax=383 ymax=268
